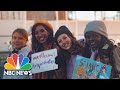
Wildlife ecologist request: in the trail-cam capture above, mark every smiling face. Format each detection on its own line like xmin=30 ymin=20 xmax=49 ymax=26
xmin=85 ymin=31 xmax=102 ymax=50
xmin=57 ymin=34 xmax=72 ymax=50
xmin=12 ymin=32 xmax=27 ymax=51
xmin=35 ymin=25 xmax=49 ymax=44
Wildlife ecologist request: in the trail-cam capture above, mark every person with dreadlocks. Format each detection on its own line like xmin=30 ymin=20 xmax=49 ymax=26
xmin=82 ymin=20 xmax=120 ymax=79
xmin=31 ymin=20 xmax=56 ymax=79
xmin=54 ymin=25 xmax=84 ymax=79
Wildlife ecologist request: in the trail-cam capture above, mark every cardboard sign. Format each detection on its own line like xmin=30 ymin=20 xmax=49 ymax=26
xmin=72 ymin=55 xmax=112 ymax=79
xmin=31 ymin=48 xmax=58 ymax=74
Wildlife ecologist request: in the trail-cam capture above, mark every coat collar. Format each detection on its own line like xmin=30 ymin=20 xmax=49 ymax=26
xmin=16 ymin=46 xmax=30 ymax=57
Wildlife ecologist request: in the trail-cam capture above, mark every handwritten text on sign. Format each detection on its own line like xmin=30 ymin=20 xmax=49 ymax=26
xmin=31 ymin=49 xmax=58 ymax=74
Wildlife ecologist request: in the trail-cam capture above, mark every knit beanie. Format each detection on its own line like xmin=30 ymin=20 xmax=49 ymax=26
xmin=34 ymin=20 xmax=53 ymax=30
xmin=84 ymin=20 xmax=108 ymax=38
xmin=55 ymin=26 xmax=75 ymax=43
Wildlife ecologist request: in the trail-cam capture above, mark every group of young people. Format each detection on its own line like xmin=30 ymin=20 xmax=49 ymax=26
xmin=2 ymin=20 xmax=120 ymax=79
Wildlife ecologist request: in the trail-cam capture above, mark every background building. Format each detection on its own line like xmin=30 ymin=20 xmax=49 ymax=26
xmin=0 ymin=11 xmax=120 ymax=55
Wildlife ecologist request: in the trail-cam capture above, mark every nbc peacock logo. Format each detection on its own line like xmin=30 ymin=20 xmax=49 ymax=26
xmin=4 ymin=53 xmax=32 ymax=75
xmin=4 ymin=53 xmax=32 ymax=70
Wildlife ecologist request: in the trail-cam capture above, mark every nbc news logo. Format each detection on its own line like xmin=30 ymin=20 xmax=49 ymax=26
xmin=4 ymin=53 xmax=32 ymax=75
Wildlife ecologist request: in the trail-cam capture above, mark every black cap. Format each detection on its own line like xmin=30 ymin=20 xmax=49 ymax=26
xmin=55 ymin=26 xmax=74 ymax=44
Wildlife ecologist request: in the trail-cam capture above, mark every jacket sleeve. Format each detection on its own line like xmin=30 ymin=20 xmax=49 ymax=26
xmin=113 ymin=46 xmax=120 ymax=78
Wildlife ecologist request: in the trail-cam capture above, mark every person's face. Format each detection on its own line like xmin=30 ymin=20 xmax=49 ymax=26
xmin=35 ymin=25 xmax=49 ymax=44
xmin=57 ymin=34 xmax=72 ymax=50
xmin=85 ymin=31 xmax=102 ymax=50
xmin=12 ymin=32 xmax=27 ymax=51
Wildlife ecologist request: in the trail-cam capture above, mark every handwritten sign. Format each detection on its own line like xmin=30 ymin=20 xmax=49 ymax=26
xmin=72 ymin=55 xmax=112 ymax=79
xmin=31 ymin=48 xmax=58 ymax=74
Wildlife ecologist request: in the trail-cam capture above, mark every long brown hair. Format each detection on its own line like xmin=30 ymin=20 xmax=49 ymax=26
xmin=31 ymin=23 xmax=54 ymax=53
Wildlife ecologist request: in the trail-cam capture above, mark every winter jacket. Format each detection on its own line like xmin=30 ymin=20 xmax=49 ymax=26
xmin=82 ymin=42 xmax=120 ymax=79
xmin=54 ymin=49 xmax=82 ymax=79
xmin=2 ymin=46 xmax=32 ymax=79
xmin=112 ymin=46 xmax=120 ymax=78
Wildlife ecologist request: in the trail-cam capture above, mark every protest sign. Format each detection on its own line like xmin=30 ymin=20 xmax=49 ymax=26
xmin=72 ymin=55 xmax=112 ymax=79
xmin=31 ymin=48 xmax=58 ymax=74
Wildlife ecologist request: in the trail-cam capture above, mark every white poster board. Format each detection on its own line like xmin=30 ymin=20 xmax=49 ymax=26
xmin=31 ymin=48 xmax=58 ymax=74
